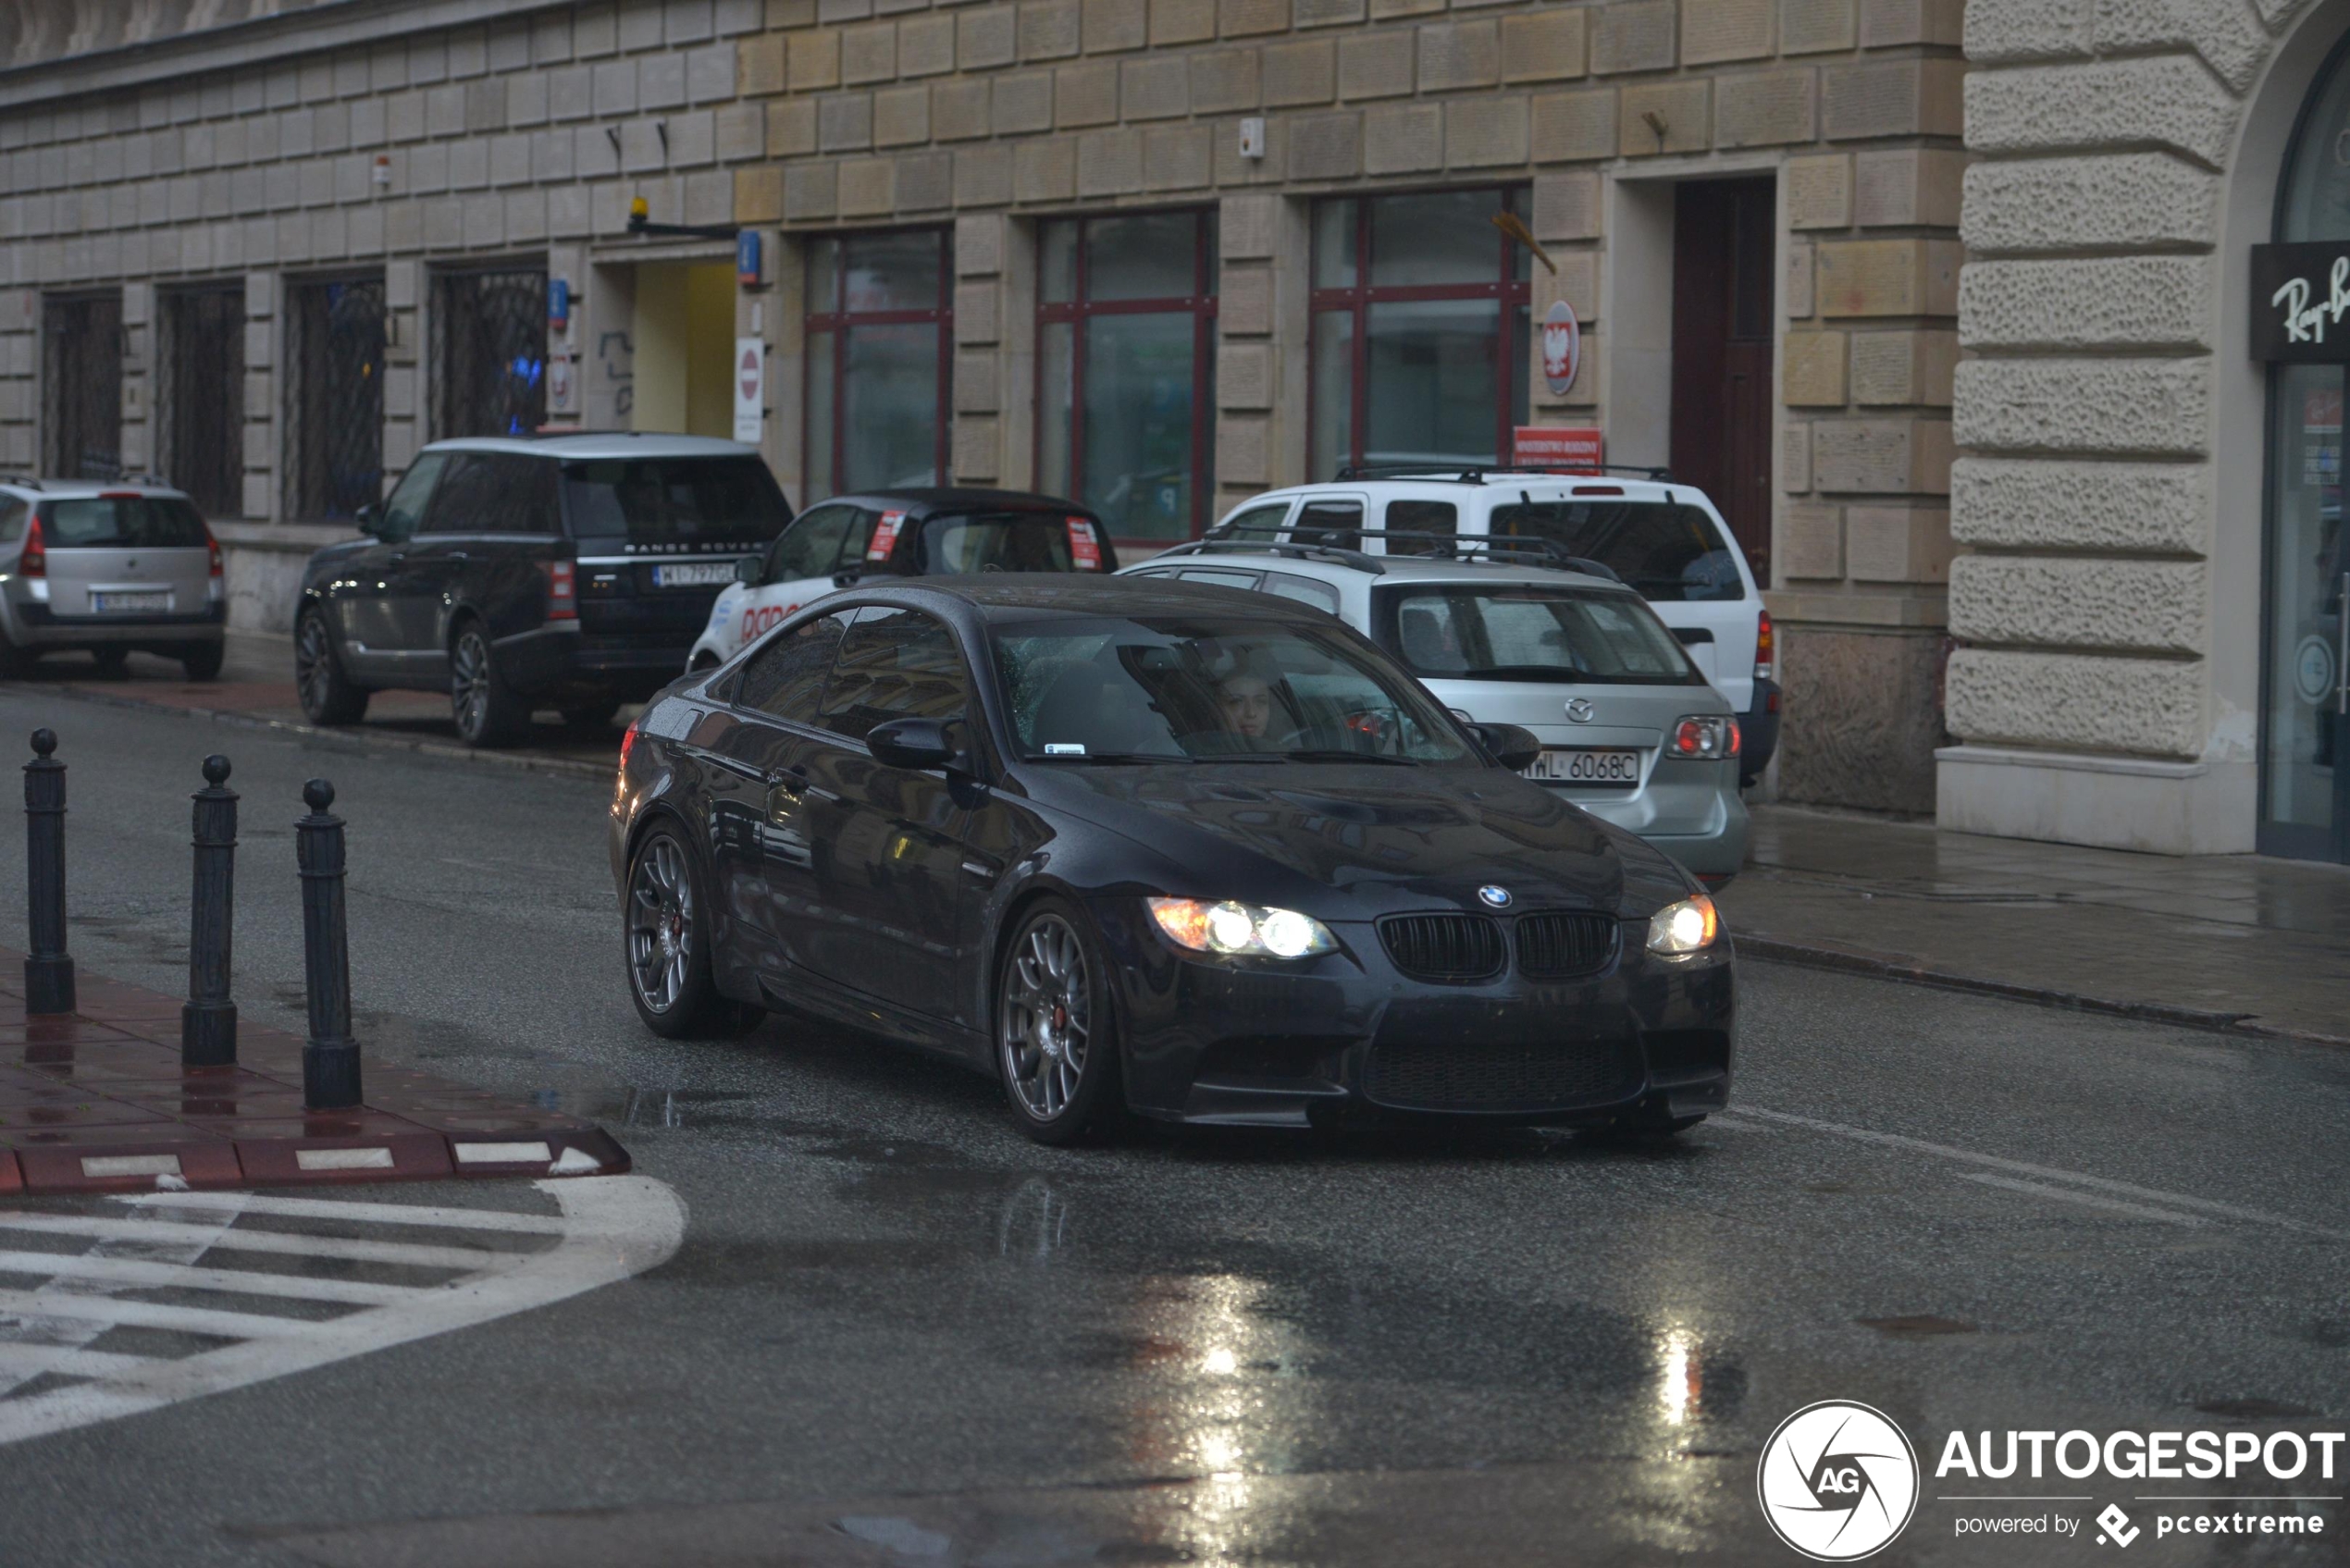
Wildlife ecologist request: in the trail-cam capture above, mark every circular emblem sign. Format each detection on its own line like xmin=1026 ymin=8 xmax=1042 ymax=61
xmin=739 ymin=347 xmax=761 ymax=401
xmin=1477 ymin=885 xmax=1512 ymax=909
xmin=1756 ymin=1401 xmax=1919 ymax=1562
xmin=2294 ymin=634 xmax=2337 ymax=707
xmin=1541 ymin=301 xmax=1581 ymax=397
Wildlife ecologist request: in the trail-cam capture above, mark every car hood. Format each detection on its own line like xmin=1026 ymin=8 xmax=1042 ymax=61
xmin=1020 ymin=763 xmax=1694 ymax=921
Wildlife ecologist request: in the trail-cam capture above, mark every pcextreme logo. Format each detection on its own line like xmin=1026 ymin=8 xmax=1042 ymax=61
xmin=1757 ymin=1401 xmax=1923 ymax=1561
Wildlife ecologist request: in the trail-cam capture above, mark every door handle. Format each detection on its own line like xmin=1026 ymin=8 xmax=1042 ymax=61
xmin=446 ymin=551 xmax=469 ymax=565
xmin=765 ymin=766 xmax=808 ymax=797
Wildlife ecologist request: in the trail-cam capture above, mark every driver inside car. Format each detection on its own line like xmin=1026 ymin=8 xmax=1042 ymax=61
xmin=1215 ymin=671 xmax=1273 ymax=739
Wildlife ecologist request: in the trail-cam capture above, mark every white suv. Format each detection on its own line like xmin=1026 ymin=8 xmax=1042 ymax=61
xmin=1207 ymin=469 xmax=1777 ymax=784
xmin=1119 ymin=538 xmax=1748 ymax=882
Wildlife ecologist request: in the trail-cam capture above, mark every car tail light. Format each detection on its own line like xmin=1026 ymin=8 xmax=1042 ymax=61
xmin=19 ymin=516 xmax=44 ymax=579
xmin=1670 ymin=715 xmax=1738 ymax=759
xmin=1572 ymin=484 xmax=1625 ymax=497
xmin=541 ymin=559 xmax=577 ymax=622
xmin=618 ymin=718 xmax=639 ymax=772
xmin=97 ymin=490 xmax=141 ymax=500
xmin=1754 ymin=610 xmax=1774 ymax=683
xmin=205 ymin=528 xmax=223 ymax=579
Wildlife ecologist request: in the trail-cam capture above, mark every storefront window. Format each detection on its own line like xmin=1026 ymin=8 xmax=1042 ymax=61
xmin=1309 ymin=189 xmax=1532 ymax=480
xmin=805 ymin=229 xmax=951 ymax=502
xmin=2262 ymin=37 xmax=2350 ymax=862
xmin=1034 ymin=210 xmax=1218 ymax=542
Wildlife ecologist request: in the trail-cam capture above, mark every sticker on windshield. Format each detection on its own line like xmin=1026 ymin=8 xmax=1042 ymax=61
xmin=1045 ymin=743 xmax=1086 ymax=755
xmin=1066 ymin=517 xmax=1102 ymax=570
xmin=867 ymin=510 xmax=908 ymax=562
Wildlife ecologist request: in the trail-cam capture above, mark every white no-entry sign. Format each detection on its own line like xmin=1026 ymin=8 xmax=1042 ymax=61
xmin=733 ymin=338 xmax=763 ymax=443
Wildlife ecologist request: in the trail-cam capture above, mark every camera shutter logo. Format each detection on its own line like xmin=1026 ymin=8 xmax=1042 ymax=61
xmin=1756 ymin=1401 xmax=1919 ymax=1561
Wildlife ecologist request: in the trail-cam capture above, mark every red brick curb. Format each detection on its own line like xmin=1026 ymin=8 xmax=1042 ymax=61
xmin=0 ymin=949 xmax=629 ymax=1195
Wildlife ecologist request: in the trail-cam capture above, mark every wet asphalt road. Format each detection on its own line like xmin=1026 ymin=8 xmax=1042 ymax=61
xmin=0 ymin=692 xmax=2344 ymax=1567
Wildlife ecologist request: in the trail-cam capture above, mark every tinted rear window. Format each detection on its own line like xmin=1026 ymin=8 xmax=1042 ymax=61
xmin=42 ymin=497 xmax=208 ymax=549
xmin=1488 ymin=501 xmax=1743 ymax=601
xmin=561 ymin=458 xmax=792 ymax=550
xmin=924 ymin=512 xmax=1113 ymax=574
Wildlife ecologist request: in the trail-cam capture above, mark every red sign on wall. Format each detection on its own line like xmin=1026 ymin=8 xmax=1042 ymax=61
xmin=1512 ymin=426 xmax=1605 ymax=471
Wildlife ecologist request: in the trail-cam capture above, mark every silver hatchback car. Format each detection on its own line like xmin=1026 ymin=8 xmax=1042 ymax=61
xmin=0 ymin=477 xmax=227 ymax=680
xmin=1122 ymin=538 xmax=1749 ymax=882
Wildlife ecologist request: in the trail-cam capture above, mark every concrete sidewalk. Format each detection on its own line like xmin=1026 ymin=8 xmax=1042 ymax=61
xmin=1717 ymin=804 xmax=2350 ymax=1045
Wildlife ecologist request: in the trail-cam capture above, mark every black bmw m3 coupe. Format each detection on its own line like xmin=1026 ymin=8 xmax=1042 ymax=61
xmin=609 ymin=575 xmax=1734 ymax=1143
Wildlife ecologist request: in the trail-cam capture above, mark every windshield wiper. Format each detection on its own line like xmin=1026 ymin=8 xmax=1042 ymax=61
xmin=1030 ymin=751 xmax=1195 ymax=764
xmin=1280 ymin=748 xmax=1420 ymax=766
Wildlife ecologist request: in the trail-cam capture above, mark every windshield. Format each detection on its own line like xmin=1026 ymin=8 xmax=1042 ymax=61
xmin=560 ymin=457 xmax=792 ymax=550
xmin=42 ymin=497 xmax=209 ymax=549
xmin=994 ymin=615 xmax=1475 ymax=763
xmin=1379 ymin=586 xmax=1703 ymax=685
xmin=1489 ymin=500 xmax=1743 ymax=601
xmin=926 ymin=512 xmax=1112 ymax=574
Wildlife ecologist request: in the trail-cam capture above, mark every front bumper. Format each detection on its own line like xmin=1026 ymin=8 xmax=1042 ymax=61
xmin=1092 ymin=900 xmax=1734 ymax=1128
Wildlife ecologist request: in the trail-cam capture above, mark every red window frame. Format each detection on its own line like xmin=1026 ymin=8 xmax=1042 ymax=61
xmin=1033 ymin=208 xmax=1220 ymax=547
xmin=803 ymin=226 xmax=954 ymax=500
xmin=1307 ymin=186 xmax=1534 ymax=477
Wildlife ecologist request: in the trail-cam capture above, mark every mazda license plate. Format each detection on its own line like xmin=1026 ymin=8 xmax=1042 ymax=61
xmin=90 ymin=591 xmax=170 ymax=613
xmin=1523 ymin=747 xmax=1642 ymax=786
xmin=652 ymin=562 xmax=734 ymax=587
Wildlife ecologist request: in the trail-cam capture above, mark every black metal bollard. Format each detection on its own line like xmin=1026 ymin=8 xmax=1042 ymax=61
xmin=182 ymin=755 xmax=238 ymax=1068
xmin=297 ymin=778 xmax=362 ymax=1109
xmin=23 ymin=729 xmax=74 ymax=1015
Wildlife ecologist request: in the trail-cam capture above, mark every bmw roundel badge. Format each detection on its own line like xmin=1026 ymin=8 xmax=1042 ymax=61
xmin=1478 ymin=885 xmax=1512 ymax=908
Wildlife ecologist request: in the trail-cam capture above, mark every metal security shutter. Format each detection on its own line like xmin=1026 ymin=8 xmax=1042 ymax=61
xmin=42 ymin=294 xmax=123 ymax=481
xmin=431 ymin=268 xmax=547 ymax=438
xmin=285 ymin=278 xmax=387 ymax=522
xmin=155 ymin=287 xmax=246 ymax=519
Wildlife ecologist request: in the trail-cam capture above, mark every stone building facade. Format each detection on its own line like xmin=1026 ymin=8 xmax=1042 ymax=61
xmin=1947 ymin=0 xmax=2350 ymax=861
xmin=0 ymin=0 xmax=1967 ymax=814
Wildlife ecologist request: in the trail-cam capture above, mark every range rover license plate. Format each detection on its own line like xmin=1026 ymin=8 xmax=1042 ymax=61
xmin=652 ymin=562 xmax=734 ymax=587
xmin=1523 ymin=747 xmax=1642 ymax=786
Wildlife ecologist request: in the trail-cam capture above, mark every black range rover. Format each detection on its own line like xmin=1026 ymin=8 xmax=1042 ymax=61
xmin=293 ymin=435 xmax=793 ymax=746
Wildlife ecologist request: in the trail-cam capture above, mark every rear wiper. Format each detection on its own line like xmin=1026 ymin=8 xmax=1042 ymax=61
xmin=1281 ymin=749 xmax=1419 ymax=765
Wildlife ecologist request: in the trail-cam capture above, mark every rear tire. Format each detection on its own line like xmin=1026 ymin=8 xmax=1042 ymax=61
xmin=91 ymin=647 xmax=130 ymax=679
xmin=996 ymin=899 xmax=1126 ymax=1145
xmin=450 ymin=620 xmax=528 ymax=748
xmin=179 ymin=643 xmax=225 ymax=683
xmin=294 ymin=610 xmax=369 ymax=725
xmin=0 ymin=636 xmax=36 ymax=679
xmin=624 ymin=824 xmax=764 ymax=1039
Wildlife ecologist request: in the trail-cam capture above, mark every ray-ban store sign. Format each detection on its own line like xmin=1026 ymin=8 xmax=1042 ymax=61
xmin=2255 ymin=242 xmax=2350 ymax=361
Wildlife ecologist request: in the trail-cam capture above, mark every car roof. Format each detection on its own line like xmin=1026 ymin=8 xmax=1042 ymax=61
xmin=820 ymin=488 xmax=1099 ymax=519
xmin=848 ymin=574 xmax=1328 ymax=623
xmin=0 ymin=475 xmax=191 ymax=500
xmin=1135 ymin=545 xmax=1628 ymax=594
xmin=422 ymin=433 xmax=760 ymax=460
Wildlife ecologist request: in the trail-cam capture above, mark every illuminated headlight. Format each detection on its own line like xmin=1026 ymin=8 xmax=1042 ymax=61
xmin=1148 ymin=897 xmax=1337 ymax=959
xmin=1645 ymin=894 xmax=1721 ymax=957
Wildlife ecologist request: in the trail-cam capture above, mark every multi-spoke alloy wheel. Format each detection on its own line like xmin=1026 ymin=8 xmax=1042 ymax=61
xmin=628 ymin=835 xmax=695 ymax=1017
xmin=997 ymin=904 xmax=1120 ymax=1142
xmin=294 ymin=611 xmax=367 ymax=725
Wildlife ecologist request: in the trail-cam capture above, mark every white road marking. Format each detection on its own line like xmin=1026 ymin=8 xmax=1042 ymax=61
xmin=1740 ymin=1106 xmax=2343 ymax=1240
xmin=1958 ymin=1173 xmax=2208 ymax=1228
xmin=0 ymin=1175 xmax=685 ymax=1446
xmin=119 ymin=1191 xmax=572 ymax=1233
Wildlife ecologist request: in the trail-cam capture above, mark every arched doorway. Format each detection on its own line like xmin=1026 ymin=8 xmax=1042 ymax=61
xmin=2258 ymin=34 xmax=2350 ymax=861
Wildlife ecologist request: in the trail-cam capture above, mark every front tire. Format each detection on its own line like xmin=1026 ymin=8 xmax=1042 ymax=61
xmin=996 ymin=899 xmax=1125 ymax=1144
xmin=294 ymin=611 xmax=369 ymax=725
xmin=624 ymin=824 xmax=763 ymax=1039
xmin=450 ymin=620 xmax=528 ymax=748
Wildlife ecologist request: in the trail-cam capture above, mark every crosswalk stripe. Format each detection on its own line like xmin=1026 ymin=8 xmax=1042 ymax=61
xmin=0 ymin=1210 xmax=531 ymax=1272
xmin=0 ymin=1287 xmax=347 ymax=1340
xmin=0 ymin=1249 xmax=429 ymax=1306
xmin=0 ymin=1343 xmax=159 ymax=1380
xmin=118 ymin=1191 xmax=569 ymax=1234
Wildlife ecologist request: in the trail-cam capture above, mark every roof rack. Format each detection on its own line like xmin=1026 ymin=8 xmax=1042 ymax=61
xmin=1181 ymin=527 xmax=1625 ymax=584
xmin=1330 ymin=462 xmax=1673 ymax=484
xmin=0 ymin=475 xmax=41 ymax=490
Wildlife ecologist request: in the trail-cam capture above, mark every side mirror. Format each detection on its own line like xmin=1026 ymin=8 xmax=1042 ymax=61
xmin=832 ymin=570 xmax=859 ymax=589
xmin=355 ymin=504 xmax=380 ymax=537
xmin=1473 ymin=722 xmax=1543 ymax=773
xmin=735 ymin=553 xmax=763 ymax=586
xmin=867 ymin=716 xmax=961 ymax=773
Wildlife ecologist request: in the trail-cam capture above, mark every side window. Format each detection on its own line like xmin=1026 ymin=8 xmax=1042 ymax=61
xmin=1392 ymin=596 xmax=1473 ymax=674
xmin=0 ymin=500 xmax=25 ymax=544
xmin=1217 ymin=501 xmax=1291 ymax=540
xmin=1383 ymin=500 xmax=1456 ymax=557
xmin=767 ymin=504 xmax=855 ymax=583
xmin=419 ymin=453 xmax=502 ymax=533
xmin=1172 ymin=567 xmax=1263 ymax=590
xmin=1262 ymin=572 xmax=1340 ymax=614
xmin=498 ymin=458 xmax=560 ymax=535
xmin=736 ymin=611 xmax=852 ymax=724
xmin=1292 ymin=499 xmax=1363 ymax=549
xmin=377 ymin=452 xmax=449 ymax=542
xmin=818 ymin=607 xmax=971 ymax=744
xmin=841 ymin=508 xmax=887 ymax=570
